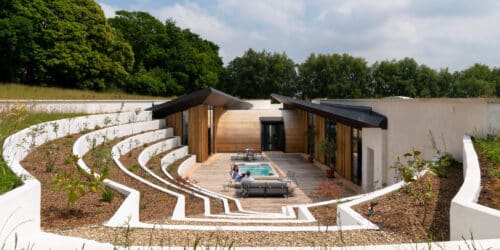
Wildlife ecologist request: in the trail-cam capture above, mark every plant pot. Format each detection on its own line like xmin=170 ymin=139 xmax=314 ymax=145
xmin=326 ymin=169 xmax=335 ymax=178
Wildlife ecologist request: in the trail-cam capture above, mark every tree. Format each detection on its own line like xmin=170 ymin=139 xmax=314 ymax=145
xmin=220 ymin=49 xmax=297 ymax=99
xmin=0 ymin=0 xmax=134 ymax=90
xmin=109 ymin=12 xmax=223 ymax=96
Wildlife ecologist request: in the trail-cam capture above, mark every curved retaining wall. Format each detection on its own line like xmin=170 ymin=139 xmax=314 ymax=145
xmin=0 ymin=111 xmax=151 ymax=245
xmin=72 ymin=119 xmax=184 ymax=223
xmin=450 ymin=135 xmax=500 ymax=240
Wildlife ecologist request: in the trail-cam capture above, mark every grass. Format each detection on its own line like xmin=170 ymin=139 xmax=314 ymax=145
xmin=475 ymin=135 xmax=500 ymax=177
xmin=0 ymin=105 xmax=84 ymax=194
xmin=0 ymin=83 xmax=170 ymax=100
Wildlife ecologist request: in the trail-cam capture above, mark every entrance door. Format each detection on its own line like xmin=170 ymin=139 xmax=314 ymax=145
xmin=261 ymin=122 xmax=285 ymax=151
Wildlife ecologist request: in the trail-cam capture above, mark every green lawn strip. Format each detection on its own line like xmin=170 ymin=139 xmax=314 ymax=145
xmin=475 ymin=136 xmax=500 ymax=177
xmin=0 ymin=83 xmax=171 ymax=100
xmin=0 ymin=111 xmax=84 ymax=194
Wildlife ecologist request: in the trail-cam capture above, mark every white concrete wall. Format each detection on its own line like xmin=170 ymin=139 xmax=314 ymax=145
xmin=0 ymin=100 xmax=168 ymax=114
xmin=487 ymin=102 xmax=500 ymax=134
xmin=361 ymin=128 xmax=387 ymax=192
xmin=450 ymin=135 xmax=500 ymax=240
xmin=1 ymin=111 xmax=151 ymax=245
xmin=323 ymin=98 xmax=493 ymax=185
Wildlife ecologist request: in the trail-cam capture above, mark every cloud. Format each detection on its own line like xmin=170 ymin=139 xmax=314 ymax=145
xmin=98 ymin=2 xmax=118 ymax=18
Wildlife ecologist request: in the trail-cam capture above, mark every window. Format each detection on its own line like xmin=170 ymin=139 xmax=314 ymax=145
xmin=181 ymin=110 xmax=188 ymax=145
xmin=352 ymin=128 xmax=362 ymax=185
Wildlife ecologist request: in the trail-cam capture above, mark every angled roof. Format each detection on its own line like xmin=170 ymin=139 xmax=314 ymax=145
xmin=150 ymin=88 xmax=252 ymax=118
xmin=271 ymin=94 xmax=387 ymax=129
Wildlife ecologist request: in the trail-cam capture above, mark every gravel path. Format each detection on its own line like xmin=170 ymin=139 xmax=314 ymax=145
xmin=47 ymin=225 xmax=409 ymax=247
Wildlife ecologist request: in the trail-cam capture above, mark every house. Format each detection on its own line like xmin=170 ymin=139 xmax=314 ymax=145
xmin=151 ymin=88 xmax=499 ymax=191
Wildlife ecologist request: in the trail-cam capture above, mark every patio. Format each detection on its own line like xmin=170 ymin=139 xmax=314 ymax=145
xmin=188 ymin=152 xmax=360 ymax=213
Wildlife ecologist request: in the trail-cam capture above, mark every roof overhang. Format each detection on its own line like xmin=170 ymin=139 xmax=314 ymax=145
xmin=150 ymin=88 xmax=252 ymax=118
xmin=271 ymin=94 xmax=387 ymax=129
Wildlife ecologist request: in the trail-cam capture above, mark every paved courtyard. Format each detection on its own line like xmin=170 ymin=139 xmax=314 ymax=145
xmin=189 ymin=152 xmax=359 ymax=213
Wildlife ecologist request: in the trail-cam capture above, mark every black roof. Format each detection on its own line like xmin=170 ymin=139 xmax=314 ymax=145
xmin=150 ymin=88 xmax=252 ymax=118
xmin=271 ymin=94 xmax=387 ymax=129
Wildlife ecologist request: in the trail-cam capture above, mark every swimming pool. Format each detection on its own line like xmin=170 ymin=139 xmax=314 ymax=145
xmin=238 ymin=163 xmax=276 ymax=177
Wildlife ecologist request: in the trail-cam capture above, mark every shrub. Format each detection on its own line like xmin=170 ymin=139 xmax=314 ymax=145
xmin=101 ymin=187 xmax=115 ymax=202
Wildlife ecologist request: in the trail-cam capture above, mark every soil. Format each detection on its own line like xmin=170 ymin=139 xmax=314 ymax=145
xmin=21 ymin=134 xmax=124 ymax=228
xmin=308 ymin=204 xmax=337 ymax=226
xmin=474 ymin=143 xmax=500 ymax=210
xmin=353 ymin=164 xmax=463 ymax=242
xmin=83 ymin=139 xmax=176 ymax=221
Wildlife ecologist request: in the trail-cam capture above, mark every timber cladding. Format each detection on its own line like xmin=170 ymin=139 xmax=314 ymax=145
xmin=165 ymin=112 xmax=182 ymax=137
xmin=214 ymin=109 xmax=305 ymax=153
xmin=314 ymin=115 xmax=326 ymax=162
xmin=282 ymin=109 xmax=308 ymax=153
xmin=188 ymin=104 xmax=209 ymax=162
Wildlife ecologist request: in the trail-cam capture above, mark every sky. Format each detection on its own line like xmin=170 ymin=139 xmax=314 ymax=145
xmin=98 ymin=0 xmax=500 ymax=71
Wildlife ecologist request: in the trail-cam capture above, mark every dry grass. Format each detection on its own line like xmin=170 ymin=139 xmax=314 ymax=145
xmin=0 ymin=83 xmax=171 ymax=100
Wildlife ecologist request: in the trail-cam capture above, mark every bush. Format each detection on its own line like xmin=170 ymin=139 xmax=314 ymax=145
xmin=101 ymin=187 xmax=115 ymax=202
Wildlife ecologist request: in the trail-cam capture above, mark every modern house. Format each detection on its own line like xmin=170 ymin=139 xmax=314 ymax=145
xmin=151 ymin=88 xmax=499 ymax=191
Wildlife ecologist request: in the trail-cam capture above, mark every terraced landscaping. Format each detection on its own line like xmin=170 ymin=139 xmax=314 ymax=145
xmin=2 ymin=109 xmax=497 ymax=249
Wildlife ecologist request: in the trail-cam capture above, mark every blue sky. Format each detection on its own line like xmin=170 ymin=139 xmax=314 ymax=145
xmin=98 ymin=0 xmax=500 ymax=71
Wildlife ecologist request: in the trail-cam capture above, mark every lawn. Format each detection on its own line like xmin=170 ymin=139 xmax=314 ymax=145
xmin=0 ymin=107 xmax=84 ymax=194
xmin=0 ymin=83 xmax=169 ymax=100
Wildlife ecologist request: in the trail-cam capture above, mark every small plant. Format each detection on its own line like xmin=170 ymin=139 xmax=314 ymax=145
xmin=52 ymin=170 xmax=88 ymax=209
xmin=127 ymin=163 xmax=140 ymax=173
xmin=101 ymin=187 xmax=115 ymax=202
xmin=391 ymin=149 xmax=427 ymax=182
xmin=44 ymin=143 xmax=59 ymax=173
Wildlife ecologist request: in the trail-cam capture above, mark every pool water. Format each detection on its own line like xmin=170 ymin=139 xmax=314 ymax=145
xmin=238 ymin=163 xmax=275 ymax=177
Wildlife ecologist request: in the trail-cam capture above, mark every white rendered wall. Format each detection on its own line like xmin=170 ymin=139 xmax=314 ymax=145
xmin=1 ymin=111 xmax=151 ymax=245
xmin=361 ymin=128 xmax=387 ymax=191
xmin=322 ymin=98 xmax=492 ymax=185
xmin=487 ymin=102 xmax=500 ymax=134
xmin=0 ymin=100 xmax=167 ymax=114
xmin=450 ymin=135 xmax=500 ymax=240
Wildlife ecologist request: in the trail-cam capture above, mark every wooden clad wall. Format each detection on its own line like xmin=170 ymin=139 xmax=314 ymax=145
xmin=336 ymin=123 xmax=352 ymax=180
xmin=283 ymin=109 xmax=308 ymax=153
xmin=188 ymin=104 xmax=208 ymax=162
xmin=314 ymin=115 xmax=326 ymax=163
xmin=165 ymin=112 xmax=182 ymax=137
xmin=214 ymin=109 xmax=281 ymax=152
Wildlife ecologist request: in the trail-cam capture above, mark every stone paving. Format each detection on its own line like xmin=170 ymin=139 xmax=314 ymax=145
xmin=189 ymin=152 xmax=360 ymax=213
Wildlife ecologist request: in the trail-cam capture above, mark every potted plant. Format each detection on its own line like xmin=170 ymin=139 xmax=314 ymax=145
xmin=304 ymin=127 xmax=316 ymax=163
xmin=318 ymin=139 xmax=336 ymax=178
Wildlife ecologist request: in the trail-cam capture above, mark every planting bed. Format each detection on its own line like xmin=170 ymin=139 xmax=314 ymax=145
xmin=474 ymin=139 xmax=500 ymax=210
xmin=353 ymin=164 xmax=463 ymax=242
xmin=21 ymin=134 xmax=124 ymax=228
xmin=308 ymin=204 xmax=337 ymax=226
xmin=83 ymin=139 xmax=176 ymax=221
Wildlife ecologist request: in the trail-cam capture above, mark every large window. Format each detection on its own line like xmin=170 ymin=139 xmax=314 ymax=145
xmin=325 ymin=118 xmax=336 ymax=168
xmin=181 ymin=110 xmax=188 ymax=145
xmin=352 ymin=128 xmax=362 ymax=185
xmin=307 ymin=112 xmax=315 ymax=155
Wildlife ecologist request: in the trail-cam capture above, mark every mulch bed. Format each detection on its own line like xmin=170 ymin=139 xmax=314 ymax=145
xmin=21 ymin=134 xmax=124 ymax=228
xmin=353 ymin=164 xmax=463 ymax=242
xmin=308 ymin=204 xmax=337 ymax=226
xmin=474 ymin=143 xmax=500 ymax=210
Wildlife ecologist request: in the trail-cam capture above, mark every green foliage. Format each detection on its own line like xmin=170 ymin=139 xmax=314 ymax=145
xmin=392 ymin=149 xmax=427 ymax=183
xmin=428 ymin=154 xmax=456 ymax=178
xmin=0 ymin=0 xmax=133 ymax=90
xmin=0 ymin=105 xmax=83 ymax=194
xmin=220 ymin=49 xmax=297 ymax=98
xmin=127 ymin=163 xmax=140 ymax=173
xmin=101 ymin=187 xmax=115 ymax=202
xmin=318 ymin=139 xmax=336 ymax=157
xmin=110 ymin=12 xmax=223 ymax=96
xmin=475 ymin=136 xmax=500 ymax=165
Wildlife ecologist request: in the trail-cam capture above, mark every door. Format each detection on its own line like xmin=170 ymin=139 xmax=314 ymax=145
xmin=261 ymin=122 xmax=285 ymax=151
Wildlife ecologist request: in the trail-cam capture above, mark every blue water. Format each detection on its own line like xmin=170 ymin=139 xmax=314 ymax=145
xmin=238 ymin=164 xmax=275 ymax=177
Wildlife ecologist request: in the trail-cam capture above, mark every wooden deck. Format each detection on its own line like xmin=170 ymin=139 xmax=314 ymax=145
xmin=188 ymin=152 xmax=349 ymax=213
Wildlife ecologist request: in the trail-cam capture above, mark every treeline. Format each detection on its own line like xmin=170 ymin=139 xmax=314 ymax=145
xmin=0 ymin=0 xmax=498 ymax=98
xmin=221 ymin=50 xmax=500 ymax=99
xmin=0 ymin=0 xmax=222 ymax=96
